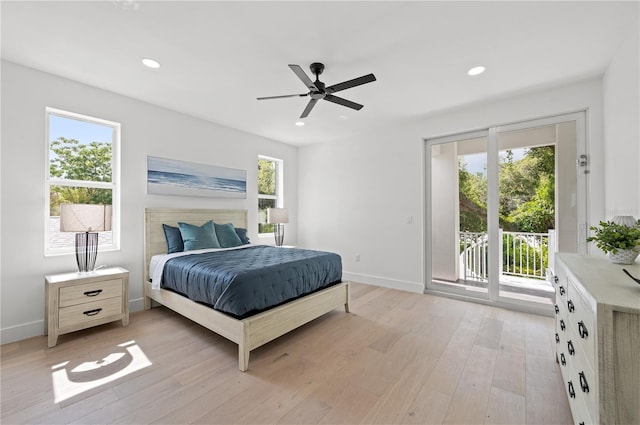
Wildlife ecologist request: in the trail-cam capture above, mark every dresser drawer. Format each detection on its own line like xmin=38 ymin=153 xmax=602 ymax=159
xmin=566 ymin=387 xmax=593 ymax=425
xmin=58 ymin=296 xmax=123 ymax=329
xmin=566 ymin=277 xmax=596 ymax=369
xmin=59 ymin=279 xmax=123 ymax=307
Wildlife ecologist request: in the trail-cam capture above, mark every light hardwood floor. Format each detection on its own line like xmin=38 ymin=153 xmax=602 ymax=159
xmin=1 ymin=283 xmax=572 ymax=425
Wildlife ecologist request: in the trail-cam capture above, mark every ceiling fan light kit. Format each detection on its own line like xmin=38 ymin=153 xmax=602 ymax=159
xmin=257 ymin=62 xmax=376 ymax=119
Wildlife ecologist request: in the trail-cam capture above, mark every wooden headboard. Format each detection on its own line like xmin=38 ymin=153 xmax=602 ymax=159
xmin=144 ymin=208 xmax=248 ymax=282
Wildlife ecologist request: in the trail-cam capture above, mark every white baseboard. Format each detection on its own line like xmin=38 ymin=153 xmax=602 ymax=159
xmin=0 ymin=298 xmax=147 ymax=345
xmin=129 ymin=297 xmax=145 ymax=313
xmin=342 ymin=272 xmax=424 ymax=294
xmin=0 ymin=319 xmax=44 ymax=345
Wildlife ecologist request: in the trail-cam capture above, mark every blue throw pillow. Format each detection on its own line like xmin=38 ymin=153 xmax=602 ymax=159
xmin=235 ymin=227 xmax=250 ymax=244
xmin=178 ymin=220 xmax=220 ymax=251
xmin=162 ymin=224 xmax=184 ymax=253
xmin=214 ymin=222 xmax=243 ymax=248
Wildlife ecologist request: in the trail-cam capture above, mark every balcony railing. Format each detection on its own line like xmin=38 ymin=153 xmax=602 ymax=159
xmin=460 ymin=232 xmax=489 ymax=281
xmin=460 ymin=230 xmax=555 ymax=282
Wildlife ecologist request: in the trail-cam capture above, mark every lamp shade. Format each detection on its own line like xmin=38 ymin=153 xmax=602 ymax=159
xmin=267 ymin=208 xmax=289 ymax=224
xmin=612 ymin=216 xmax=637 ymax=227
xmin=60 ymin=204 xmax=112 ymax=232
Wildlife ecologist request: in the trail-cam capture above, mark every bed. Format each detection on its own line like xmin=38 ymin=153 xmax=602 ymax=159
xmin=143 ymin=208 xmax=350 ymax=371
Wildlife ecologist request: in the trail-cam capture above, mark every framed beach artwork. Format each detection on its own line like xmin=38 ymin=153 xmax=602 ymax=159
xmin=147 ymin=156 xmax=246 ymax=198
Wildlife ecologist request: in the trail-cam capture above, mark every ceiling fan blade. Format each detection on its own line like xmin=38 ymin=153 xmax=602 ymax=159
xmin=300 ymin=98 xmax=318 ymax=118
xmin=326 ymin=73 xmax=376 ymax=94
xmin=257 ymin=93 xmax=308 ymax=100
xmin=324 ymin=94 xmax=363 ymax=111
xmin=289 ymin=64 xmax=318 ymax=91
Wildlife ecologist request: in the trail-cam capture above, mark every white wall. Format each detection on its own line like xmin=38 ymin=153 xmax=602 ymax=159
xmin=603 ymin=16 xmax=640 ymax=218
xmin=298 ymin=78 xmax=605 ymax=293
xmin=0 ymin=61 xmax=299 ymax=344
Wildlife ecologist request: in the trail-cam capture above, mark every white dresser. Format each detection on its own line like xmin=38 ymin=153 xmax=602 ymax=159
xmin=553 ymin=253 xmax=640 ymax=425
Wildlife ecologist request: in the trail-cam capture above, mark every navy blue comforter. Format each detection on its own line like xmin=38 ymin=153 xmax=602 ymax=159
xmin=161 ymin=245 xmax=342 ymax=318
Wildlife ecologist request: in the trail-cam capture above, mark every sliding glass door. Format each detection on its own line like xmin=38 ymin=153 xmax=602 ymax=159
xmin=425 ymin=113 xmax=586 ymax=311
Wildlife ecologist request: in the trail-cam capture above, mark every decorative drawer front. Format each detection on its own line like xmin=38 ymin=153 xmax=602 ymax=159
xmin=58 ymin=296 xmax=123 ymax=329
xmin=59 ymin=279 xmax=123 ymax=307
xmin=569 ymin=340 xmax=597 ymax=421
xmin=567 ymin=365 xmax=597 ymax=423
xmin=567 ymin=388 xmax=593 ymax=425
xmin=566 ymin=279 xmax=596 ymax=369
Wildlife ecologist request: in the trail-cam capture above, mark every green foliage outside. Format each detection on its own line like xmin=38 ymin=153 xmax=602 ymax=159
xmin=459 ymin=145 xmax=555 ymax=278
xmin=258 ymin=159 xmax=275 ymax=195
xmin=258 ymin=159 xmax=276 ymax=233
xmin=459 ymin=145 xmax=555 ymax=233
xmin=49 ymin=137 xmax=112 ymax=215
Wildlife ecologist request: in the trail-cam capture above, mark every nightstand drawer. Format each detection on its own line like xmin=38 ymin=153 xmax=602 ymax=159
xmin=59 ymin=279 xmax=123 ymax=307
xmin=59 ymin=296 xmax=123 ymax=329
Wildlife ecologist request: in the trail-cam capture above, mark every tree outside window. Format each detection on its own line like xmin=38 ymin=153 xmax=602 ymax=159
xmin=258 ymin=156 xmax=282 ymax=234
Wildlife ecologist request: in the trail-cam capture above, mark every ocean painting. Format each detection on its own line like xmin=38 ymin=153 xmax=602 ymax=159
xmin=147 ymin=156 xmax=246 ymax=198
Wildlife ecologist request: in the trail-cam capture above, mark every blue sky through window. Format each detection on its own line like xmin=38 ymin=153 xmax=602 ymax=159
xmin=49 ymin=114 xmax=113 ymax=145
xmin=462 ymin=148 xmax=527 ymax=176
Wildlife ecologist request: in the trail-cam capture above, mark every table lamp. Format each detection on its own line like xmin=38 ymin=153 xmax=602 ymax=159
xmin=59 ymin=204 xmax=112 ymax=272
xmin=267 ymin=208 xmax=288 ymax=246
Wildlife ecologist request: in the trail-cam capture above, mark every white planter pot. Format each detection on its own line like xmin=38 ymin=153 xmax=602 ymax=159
xmin=608 ymin=249 xmax=640 ymax=265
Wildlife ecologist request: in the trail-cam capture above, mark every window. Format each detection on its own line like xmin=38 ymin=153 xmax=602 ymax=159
xmin=258 ymin=156 xmax=283 ymax=234
xmin=45 ymin=108 xmax=120 ymax=255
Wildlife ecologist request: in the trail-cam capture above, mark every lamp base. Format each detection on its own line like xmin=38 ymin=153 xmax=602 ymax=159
xmin=76 ymin=232 xmax=99 ymax=272
xmin=274 ymin=223 xmax=285 ymax=247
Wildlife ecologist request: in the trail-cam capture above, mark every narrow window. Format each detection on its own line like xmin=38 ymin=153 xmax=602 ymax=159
xmin=45 ymin=108 xmax=120 ymax=255
xmin=258 ymin=156 xmax=283 ymax=234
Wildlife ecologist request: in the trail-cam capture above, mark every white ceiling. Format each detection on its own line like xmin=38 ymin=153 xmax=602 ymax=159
xmin=1 ymin=1 xmax=637 ymax=146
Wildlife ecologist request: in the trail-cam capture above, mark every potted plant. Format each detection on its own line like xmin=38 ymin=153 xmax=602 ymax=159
xmin=587 ymin=219 xmax=640 ymax=264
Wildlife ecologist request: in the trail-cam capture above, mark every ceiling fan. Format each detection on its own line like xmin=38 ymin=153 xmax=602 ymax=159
xmin=257 ymin=62 xmax=376 ymax=119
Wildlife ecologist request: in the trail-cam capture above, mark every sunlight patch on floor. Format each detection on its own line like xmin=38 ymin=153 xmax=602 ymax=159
xmin=51 ymin=340 xmax=151 ymax=403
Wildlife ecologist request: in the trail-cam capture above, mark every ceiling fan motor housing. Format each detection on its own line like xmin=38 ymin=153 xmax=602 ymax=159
xmin=310 ymin=62 xmax=325 ymax=76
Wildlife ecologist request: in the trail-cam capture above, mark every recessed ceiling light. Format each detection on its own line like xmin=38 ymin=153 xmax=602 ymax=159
xmin=142 ymin=58 xmax=161 ymax=69
xmin=295 ymin=121 xmax=305 ymax=126
xmin=467 ymin=66 xmax=486 ymax=76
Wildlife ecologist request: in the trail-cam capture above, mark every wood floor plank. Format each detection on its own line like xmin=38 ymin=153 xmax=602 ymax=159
xmin=442 ymin=344 xmax=498 ymax=424
xmin=0 ymin=282 xmax=572 ymax=425
xmin=485 ymin=386 xmax=526 ymax=425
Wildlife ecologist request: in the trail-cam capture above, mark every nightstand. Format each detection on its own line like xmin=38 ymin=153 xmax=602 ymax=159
xmin=45 ymin=267 xmax=129 ymax=348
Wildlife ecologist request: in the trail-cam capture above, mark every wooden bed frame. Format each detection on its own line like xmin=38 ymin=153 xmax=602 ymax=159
xmin=143 ymin=208 xmax=350 ymax=371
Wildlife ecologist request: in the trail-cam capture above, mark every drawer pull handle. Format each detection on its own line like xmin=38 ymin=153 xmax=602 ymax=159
xmin=83 ymin=308 xmax=102 ymax=317
xmin=555 ymin=305 xmax=559 ymax=314
xmin=560 ymin=319 xmax=566 ymax=331
xmin=560 ymin=353 xmax=566 ymax=366
xmin=568 ymin=381 xmax=575 ymax=398
xmin=554 ymin=275 xmax=559 ymax=284
xmin=578 ymin=321 xmax=589 ymax=339
xmin=567 ymin=340 xmax=575 ymax=355
xmin=559 ymin=286 xmax=565 ymax=295
xmin=555 ymin=333 xmax=560 ymax=343
xmin=567 ymin=300 xmax=575 ymax=313
xmin=579 ymin=371 xmax=590 ymax=393
xmin=83 ymin=289 xmax=103 ymax=297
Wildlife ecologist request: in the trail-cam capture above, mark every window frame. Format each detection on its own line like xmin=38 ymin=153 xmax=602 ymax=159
xmin=257 ymin=155 xmax=284 ymax=236
xmin=44 ymin=107 xmax=121 ymax=256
